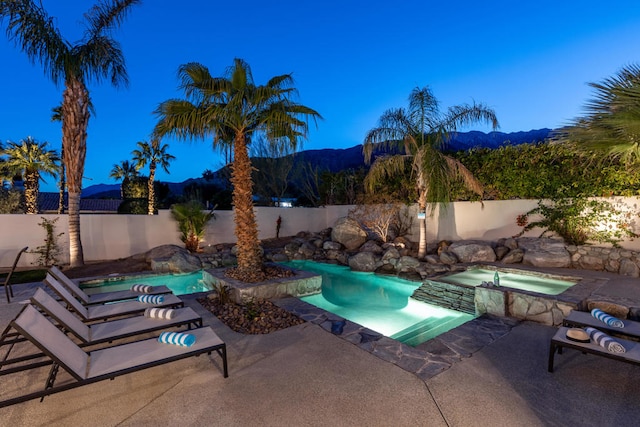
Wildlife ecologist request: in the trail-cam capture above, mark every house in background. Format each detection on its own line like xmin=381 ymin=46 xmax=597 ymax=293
xmin=38 ymin=192 xmax=122 ymax=214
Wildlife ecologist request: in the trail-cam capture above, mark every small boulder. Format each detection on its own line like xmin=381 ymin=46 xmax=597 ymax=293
xmin=331 ymin=217 xmax=367 ymax=251
xmin=519 ymin=238 xmax=570 ymax=268
xmin=167 ymin=251 xmax=202 ymax=273
xmin=348 ymin=252 xmax=378 ymax=272
xmin=396 ymin=255 xmax=421 ymax=272
xmin=382 ymin=247 xmax=401 ymax=263
xmin=439 ymin=251 xmax=458 ymax=265
xmin=144 ymin=244 xmax=187 ymax=262
xmin=323 ymin=240 xmax=342 ymax=251
xmin=270 ymin=253 xmax=289 ymax=262
xmin=494 ymin=246 xmax=510 ymax=260
xmin=360 ymin=240 xmax=384 ymax=254
xmin=449 ymin=241 xmax=496 ymax=263
xmin=619 ymin=259 xmax=640 ymax=277
xmin=284 ymin=242 xmax=301 ymax=258
xmin=298 ymin=242 xmax=316 ymax=258
xmin=501 ymin=248 xmax=524 ymax=264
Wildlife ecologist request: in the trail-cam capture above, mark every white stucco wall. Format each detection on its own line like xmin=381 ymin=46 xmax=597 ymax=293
xmin=1 ymin=197 xmax=638 ymax=268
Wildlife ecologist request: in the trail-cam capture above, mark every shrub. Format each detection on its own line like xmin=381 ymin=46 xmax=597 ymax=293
xmin=31 ymin=217 xmax=63 ymax=266
xmin=170 ymin=200 xmax=216 ymax=252
xmin=514 ymin=197 xmax=638 ymax=246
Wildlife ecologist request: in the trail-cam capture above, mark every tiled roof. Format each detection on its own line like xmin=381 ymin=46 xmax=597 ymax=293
xmin=38 ymin=192 xmax=122 ymax=213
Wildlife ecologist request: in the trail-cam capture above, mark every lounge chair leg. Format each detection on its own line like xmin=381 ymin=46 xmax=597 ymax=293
xmin=42 ymin=363 xmax=60 ymax=401
xmin=548 ymin=342 xmax=558 ymax=373
xmin=221 ymin=345 xmax=228 ymax=378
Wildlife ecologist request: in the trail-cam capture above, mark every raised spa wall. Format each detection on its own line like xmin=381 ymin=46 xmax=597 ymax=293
xmin=412 ymin=267 xmax=607 ymax=326
xmin=203 ymin=268 xmax=322 ymax=303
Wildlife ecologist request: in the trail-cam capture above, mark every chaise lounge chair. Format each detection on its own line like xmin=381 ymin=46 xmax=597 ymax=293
xmin=563 ymin=310 xmax=640 ymax=340
xmin=548 ymin=326 xmax=640 ymax=372
xmin=0 ymin=289 xmax=203 ymax=373
xmin=44 ymin=274 xmax=184 ymax=322
xmin=31 ymin=288 xmax=202 ymax=344
xmin=49 ymin=266 xmax=172 ymax=305
xmin=0 ymin=305 xmax=227 ymax=408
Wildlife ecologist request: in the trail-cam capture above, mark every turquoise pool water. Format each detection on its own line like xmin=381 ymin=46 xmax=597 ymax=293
xmin=81 ymin=271 xmax=212 ymax=296
xmin=286 ymin=260 xmax=475 ymax=346
xmin=437 ymin=268 xmax=577 ymax=295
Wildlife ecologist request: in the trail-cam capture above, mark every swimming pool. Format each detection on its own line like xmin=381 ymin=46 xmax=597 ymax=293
xmin=81 ymin=271 xmax=212 ymax=296
xmin=436 ymin=267 xmax=577 ymax=295
xmin=286 ymin=260 xmax=475 ymax=346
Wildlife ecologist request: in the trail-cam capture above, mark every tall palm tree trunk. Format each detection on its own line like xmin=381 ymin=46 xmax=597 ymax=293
xmin=231 ymin=133 xmax=263 ymax=276
xmin=417 ymin=190 xmax=427 ymax=258
xmin=58 ymin=146 xmax=65 ymax=214
xmin=24 ymin=171 xmax=39 ymax=214
xmin=62 ymin=79 xmax=89 ymax=267
xmin=148 ymin=162 xmax=156 ymax=215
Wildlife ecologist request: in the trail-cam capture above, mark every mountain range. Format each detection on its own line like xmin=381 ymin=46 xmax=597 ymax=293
xmin=82 ymin=128 xmax=553 ymax=198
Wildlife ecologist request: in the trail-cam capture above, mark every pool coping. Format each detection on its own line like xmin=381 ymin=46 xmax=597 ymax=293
xmin=273 ymin=296 xmax=520 ymax=381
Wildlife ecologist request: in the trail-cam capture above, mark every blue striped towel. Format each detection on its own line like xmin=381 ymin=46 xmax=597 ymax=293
xmin=144 ymin=307 xmax=175 ymax=320
xmin=585 ymin=327 xmax=626 ymax=353
xmin=137 ymin=294 xmax=164 ymax=304
xmin=158 ymin=331 xmax=196 ymax=347
xmin=131 ymin=284 xmax=153 ymax=293
xmin=591 ymin=308 xmax=625 ymax=328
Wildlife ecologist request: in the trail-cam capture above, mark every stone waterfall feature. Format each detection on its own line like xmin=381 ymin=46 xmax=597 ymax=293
xmin=412 ymin=280 xmax=476 ymax=315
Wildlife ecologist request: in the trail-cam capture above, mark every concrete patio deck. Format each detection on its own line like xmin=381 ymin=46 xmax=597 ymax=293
xmin=1 ymin=270 xmax=640 ymax=426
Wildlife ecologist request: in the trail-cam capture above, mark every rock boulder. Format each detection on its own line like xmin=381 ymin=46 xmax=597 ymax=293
xmin=331 ymin=217 xmax=367 ymax=251
xmin=449 ymin=241 xmax=496 ymax=263
xmin=348 ymin=252 xmax=378 ymax=272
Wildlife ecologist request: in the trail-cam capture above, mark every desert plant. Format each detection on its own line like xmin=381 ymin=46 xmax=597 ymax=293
xmin=30 ymin=217 xmax=63 ymax=266
xmin=0 ymin=187 xmax=25 ymax=213
xmin=212 ymin=282 xmax=232 ymax=305
xmin=349 ymin=203 xmax=402 ymax=242
xmin=514 ymin=197 xmax=638 ymax=246
xmin=170 ymin=201 xmax=216 ymax=252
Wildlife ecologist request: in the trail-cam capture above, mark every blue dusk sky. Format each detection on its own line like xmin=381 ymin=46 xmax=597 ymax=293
xmin=2 ymin=1 xmax=640 ymax=192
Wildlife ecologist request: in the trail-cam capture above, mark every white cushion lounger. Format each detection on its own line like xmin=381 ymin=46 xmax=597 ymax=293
xmin=548 ymin=326 xmax=640 ymax=372
xmin=0 ymin=305 xmax=227 ymax=408
xmin=0 ymin=289 xmax=202 ymax=372
xmin=49 ymin=266 xmax=172 ymax=305
xmin=563 ymin=310 xmax=640 ymax=339
xmin=44 ymin=274 xmax=184 ymax=322
xmin=32 ymin=288 xmax=202 ymax=344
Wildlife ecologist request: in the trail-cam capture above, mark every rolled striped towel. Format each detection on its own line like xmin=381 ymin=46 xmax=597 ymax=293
xmin=137 ymin=294 xmax=164 ymax=304
xmin=585 ymin=327 xmax=626 ymax=353
xmin=144 ymin=307 xmax=175 ymax=320
xmin=131 ymin=284 xmax=153 ymax=294
xmin=591 ymin=308 xmax=625 ymax=328
xmin=158 ymin=331 xmax=196 ymax=347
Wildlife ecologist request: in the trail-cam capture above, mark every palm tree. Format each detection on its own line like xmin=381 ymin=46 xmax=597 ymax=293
xmin=154 ymin=58 xmax=321 ymax=281
xmin=0 ymin=0 xmax=140 ymax=266
xmin=557 ymin=64 xmax=640 ymax=165
xmin=132 ymin=139 xmax=175 ymax=215
xmin=51 ymin=105 xmax=65 ymax=214
xmin=363 ymin=86 xmax=499 ymax=258
xmin=2 ymin=137 xmax=59 ymax=214
xmin=170 ymin=200 xmax=216 ymax=252
xmin=109 ymin=160 xmax=139 ymax=199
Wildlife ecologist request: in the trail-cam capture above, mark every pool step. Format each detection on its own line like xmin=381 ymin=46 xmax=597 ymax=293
xmin=412 ymin=281 xmax=476 ymax=315
xmin=391 ymin=315 xmax=473 ymax=346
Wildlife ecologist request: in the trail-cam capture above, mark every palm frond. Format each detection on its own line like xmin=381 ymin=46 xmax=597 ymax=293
xmin=83 ymin=0 xmax=140 ymax=37
xmin=0 ymin=0 xmax=67 ymax=84
xmin=363 ymin=155 xmax=411 ymax=193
